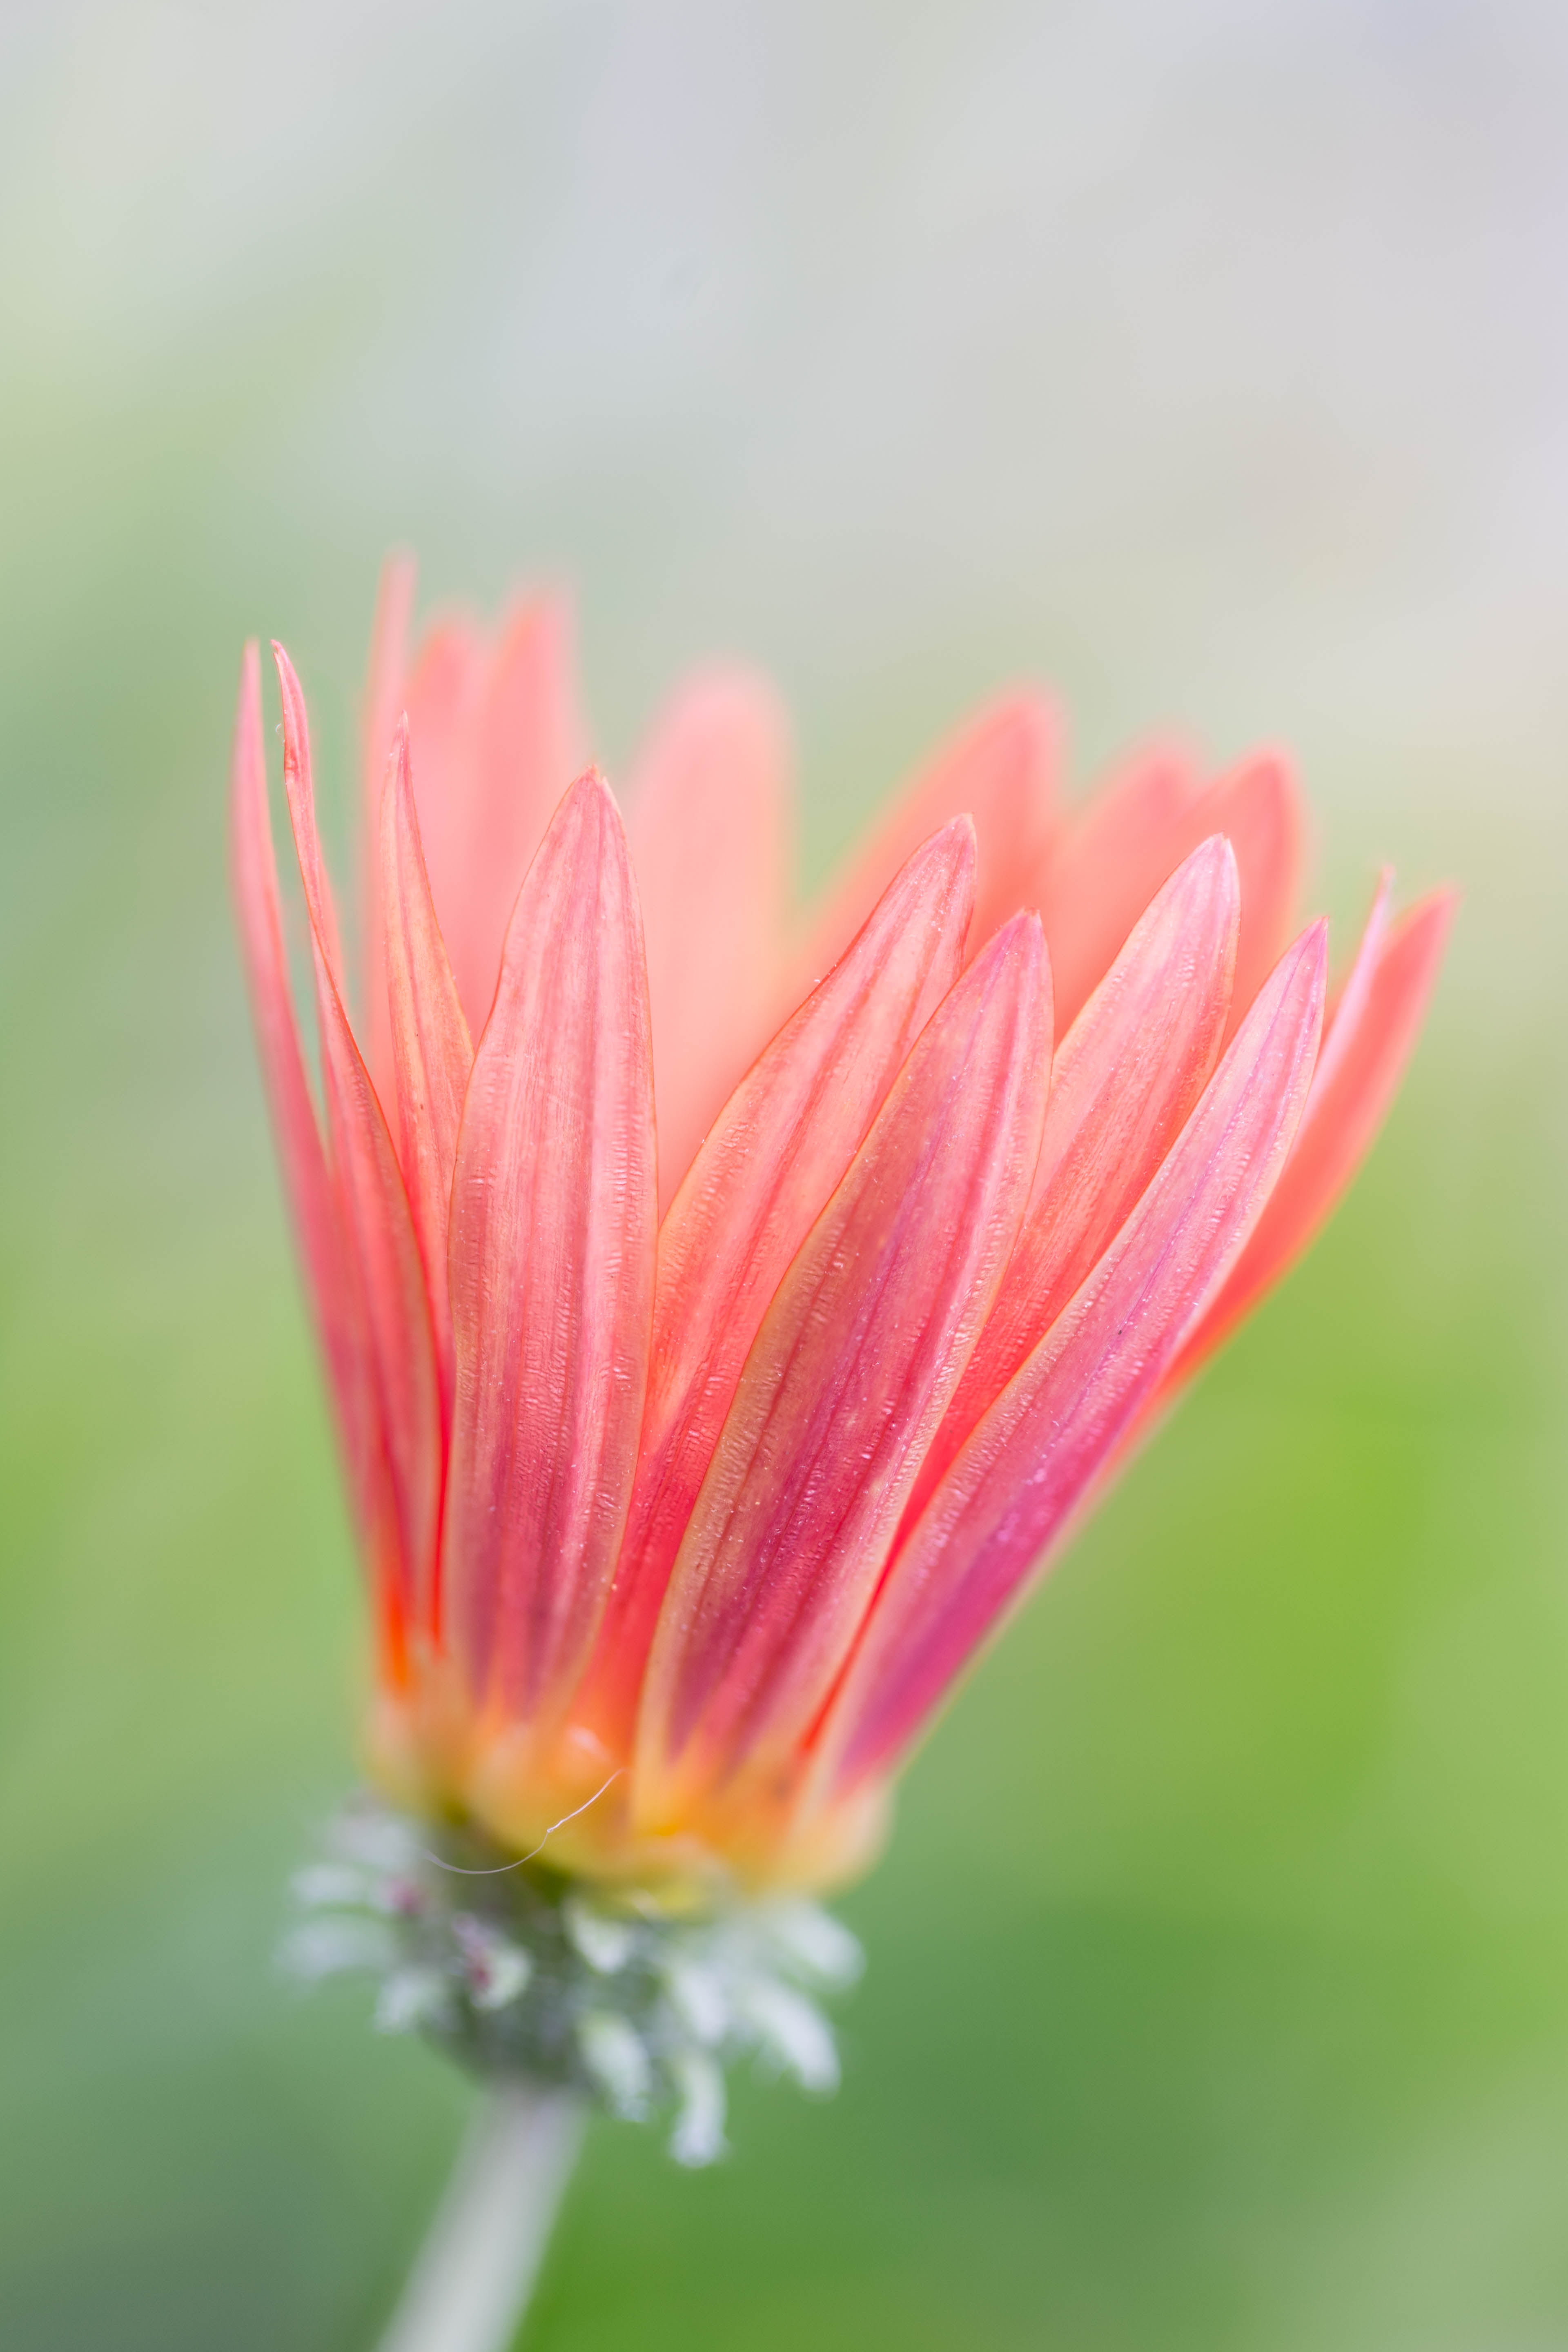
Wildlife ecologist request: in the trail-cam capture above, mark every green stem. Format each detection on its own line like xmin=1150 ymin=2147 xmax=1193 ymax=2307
xmin=376 ymin=2082 xmax=584 ymax=2352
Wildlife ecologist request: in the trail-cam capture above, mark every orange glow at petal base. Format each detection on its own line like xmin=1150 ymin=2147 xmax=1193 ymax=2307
xmin=232 ymin=560 xmax=1452 ymax=1904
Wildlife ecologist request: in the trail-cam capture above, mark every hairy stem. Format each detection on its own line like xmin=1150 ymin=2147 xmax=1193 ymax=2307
xmin=376 ymin=2082 xmax=584 ymax=2352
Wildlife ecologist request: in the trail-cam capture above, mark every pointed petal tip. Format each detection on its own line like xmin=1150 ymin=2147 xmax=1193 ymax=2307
xmin=917 ymin=810 xmax=980 ymax=878
xmin=1297 ymin=914 xmax=1330 ymax=987
xmin=1190 ymin=830 xmax=1239 ymax=882
xmin=564 ymin=762 xmax=624 ymax=828
xmin=985 ymin=903 xmax=1047 ymax=963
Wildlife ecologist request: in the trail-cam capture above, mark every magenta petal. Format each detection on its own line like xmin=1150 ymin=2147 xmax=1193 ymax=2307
xmin=815 ymin=918 xmax=1327 ymax=1797
xmin=635 ymin=911 xmax=1051 ymax=1821
xmin=444 ymin=769 xmax=657 ymax=1723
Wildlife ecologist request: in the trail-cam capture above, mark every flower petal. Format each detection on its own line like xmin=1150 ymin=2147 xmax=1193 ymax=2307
xmin=1204 ymin=753 xmax=1306 ymax=1038
xmin=1037 ymin=745 xmax=1305 ymax=1031
xmin=358 ymin=552 xmax=418 ymax=1100
xmin=402 ymin=611 xmax=487 ymax=914
xmin=815 ymin=918 xmax=1326 ymax=1797
xmin=627 ymin=667 xmax=793 ymax=1209
xmin=793 ymin=691 xmax=1058 ymax=988
xmin=447 ymin=595 xmax=588 ymax=1038
xmin=577 ymin=817 xmax=978 ymax=1747
xmin=1165 ymin=882 xmax=1454 ymax=1383
xmin=903 ymin=834 xmax=1240 ymax=1533
xmin=445 ymin=770 xmax=657 ymax=1721
xmin=230 ymin=646 xmax=392 ymax=1633
xmin=273 ymin=644 xmax=443 ymax=1642
xmin=396 ymin=598 xmax=588 ymax=1041
xmin=380 ymin=715 xmax=474 ymax=1415
xmin=1032 ymin=744 xmax=1205 ymax=1027
xmin=635 ymin=911 xmax=1051 ymax=1824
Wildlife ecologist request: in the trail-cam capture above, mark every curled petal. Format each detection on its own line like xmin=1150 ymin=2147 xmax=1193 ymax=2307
xmin=635 ymin=912 xmax=1052 ymax=1824
xmin=445 ymin=771 xmax=657 ymax=1722
xmin=814 ymin=919 xmax=1327 ymax=1799
xmin=577 ymin=817 xmax=978 ymax=1746
xmin=230 ymin=645 xmax=394 ymax=1637
xmin=274 ymin=645 xmax=443 ymax=1638
xmin=628 ymin=668 xmax=793 ymax=1208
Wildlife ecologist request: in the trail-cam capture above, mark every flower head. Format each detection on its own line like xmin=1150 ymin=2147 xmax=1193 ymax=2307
xmin=233 ymin=559 xmax=1451 ymax=1904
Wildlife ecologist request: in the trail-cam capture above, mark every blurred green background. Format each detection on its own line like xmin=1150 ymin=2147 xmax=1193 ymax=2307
xmin=2 ymin=3 xmax=1565 ymax=2346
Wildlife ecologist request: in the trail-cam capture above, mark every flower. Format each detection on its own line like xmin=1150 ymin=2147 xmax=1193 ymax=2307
xmin=232 ymin=559 xmax=1452 ymax=1904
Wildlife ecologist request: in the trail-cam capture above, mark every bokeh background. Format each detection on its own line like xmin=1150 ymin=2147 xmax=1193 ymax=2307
xmin=2 ymin=2 xmax=1566 ymax=2346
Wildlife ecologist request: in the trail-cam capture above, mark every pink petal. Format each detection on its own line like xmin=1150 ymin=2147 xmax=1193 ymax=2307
xmin=446 ymin=596 xmax=588 ymax=1038
xmin=272 ymin=644 xmax=443 ymax=1642
xmin=380 ymin=716 xmax=474 ymax=1419
xmin=1032 ymin=744 xmax=1205 ymax=1028
xmin=634 ymin=911 xmax=1052 ymax=1824
xmin=793 ymin=691 xmax=1059 ymax=990
xmin=402 ymin=612 xmax=487 ymax=880
xmin=627 ymin=667 xmax=793 ymax=1210
xmin=576 ymin=816 xmax=978 ymax=1748
xmin=1036 ymin=744 xmax=1305 ymax=1032
xmin=358 ymin=552 xmax=418 ymax=1100
xmin=1204 ymin=753 xmax=1306 ymax=1038
xmin=230 ymin=646 xmax=397 ymax=1647
xmin=445 ymin=770 xmax=657 ymax=1722
xmin=903 ymin=834 xmax=1241 ymax=1534
xmin=815 ymin=918 xmax=1326 ymax=1798
xmin=395 ymin=604 xmax=590 ymax=1041
xmin=1165 ymin=882 xmax=1454 ymax=1384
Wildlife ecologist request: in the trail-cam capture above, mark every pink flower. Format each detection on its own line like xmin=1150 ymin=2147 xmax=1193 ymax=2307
xmin=232 ymin=559 xmax=1452 ymax=1897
